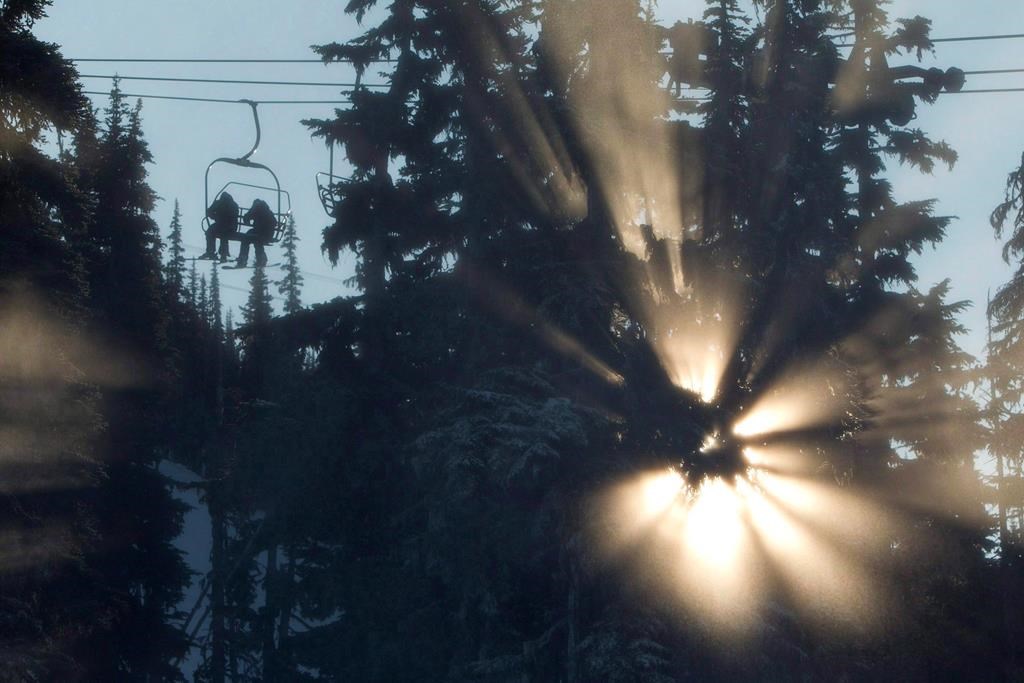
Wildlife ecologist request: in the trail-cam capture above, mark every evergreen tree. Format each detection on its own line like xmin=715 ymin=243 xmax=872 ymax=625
xmin=242 ymin=264 xmax=273 ymax=335
xmin=240 ymin=264 xmax=274 ymax=396
xmin=189 ymin=258 xmax=199 ymax=309
xmin=165 ymin=199 xmax=187 ymax=300
xmin=990 ymin=153 xmax=1024 ymax=529
xmin=68 ymin=81 xmax=191 ymax=679
xmin=987 ymin=150 xmax=1024 ymax=677
xmin=292 ymin=1 xmax=996 ymax=680
xmin=866 ymin=282 xmax=993 ymax=679
xmin=276 ymin=214 xmax=303 ymax=315
xmin=0 ymin=0 xmax=89 ymax=306
xmin=199 ymin=274 xmax=208 ymax=325
xmin=75 ymin=81 xmax=169 ymax=352
xmin=0 ymin=2 xmax=106 ymax=677
xmin=698 ymin=0 xmax=750 ymax=254
xmin=224 ymin=309 xmax=239 ymax=371
xmin=210 ymin=262 xmax=223 ymax=344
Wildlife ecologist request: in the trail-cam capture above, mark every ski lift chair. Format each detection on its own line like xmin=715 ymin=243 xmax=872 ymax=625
xmin=315 ymin=141 xmax=349 ymax=218
xmin=202 ymin=100 xmax=292 ymax=248
xmin=203 ymin=181 xmax=292 ymax=243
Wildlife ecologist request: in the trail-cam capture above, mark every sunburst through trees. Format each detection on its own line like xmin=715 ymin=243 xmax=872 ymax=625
xmin=392 ymin=0 xmax=990 ymax=642
xmin=5 ymin=0 xmax=1013 ymax=678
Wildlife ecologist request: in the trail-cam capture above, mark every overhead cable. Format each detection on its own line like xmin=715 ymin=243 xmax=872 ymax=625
xmin=837 ymin=32 xmax=1024 ymax=47
xmin=79 ymin=68 xmax=1024 ymax=88
xmin=964 ymin=68 xmax=1024 ymax=76
xmin=70 ymin=57 xmax=395 ymax=63
xmin=79 ymin=74 xmax=388 ymax=88
xmin=81 ymin=87 xmax=1024 ymax=108
xmin=945 ymin=87 xmax=1024 ymax=94
xmin=81 ymin=90 xmax=351 ymax=104
xmin=928 ymin=32 xmax=1024 ymax=44
xmin=184 ymin=245 xmax=349 ymax=285
xmin=82 ymin=90 xmax=240 ymax=103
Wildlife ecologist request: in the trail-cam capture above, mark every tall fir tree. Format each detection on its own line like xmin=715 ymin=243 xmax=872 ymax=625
xmin=224 ymin=308 xmax=239 ymax=371
xmin=199 ymin=274 xmax=208 ymax=326
xmin=189 ymin=257 xmax=199 ymax=310
xmin=210 ymin=262 xmax=223 ymax=344
xmin=4 ymin=8 xmax=192 ymax=680
xmin=987 ymin=150 xmax=1024 ymax=677
xmin=241 ymin=264 xmax=273 ymax=390
xmin=0 ymin=2 xmax=109 ymax=678
xmin=276 ymin=215 xmax=303 ymax=316
xmin=68 ymin=81 xmax=191 ymax=680
xmin=990 ymin=151 xmax=1024 ymax=531
xmin=165 ymin=199 xmax=187 ymax=300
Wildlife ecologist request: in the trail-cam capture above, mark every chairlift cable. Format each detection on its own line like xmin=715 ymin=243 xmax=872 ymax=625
xmin=912 ymin=32 xmax=1024 ymax=44
xmin=81 ymin=90 xmax=353 ymax=104
xmin=221 ymin=282 xmax=273 ymax=296
xmin=70 ymin=57 xmax=397 ymax=63
xmin=965 ymin=68 xmax=1024 ymax=76
xmin=83 ymin=90 xmax=241 ymax=104
xmin=227 ymin=99 xmax=355 ymax=104
xmin=78 ymin=68 xmax=1024 ymax=88
xmin=79 ymin=73 xmax=388 ymax=88
xmin=944 ymin=87 xmax=1024 ymax=94
xmin=835 ymin=32 xmax=1024 ymax=47
xmin=184 ymin=244 xmax=349 ymax=285
xmin=82 ymin=78 xmax=1024 ymax=110
xmin=187 ymin=257 xmax=277 ymax=297
xmin=80 ymin=86 xmax=1024 ymax=110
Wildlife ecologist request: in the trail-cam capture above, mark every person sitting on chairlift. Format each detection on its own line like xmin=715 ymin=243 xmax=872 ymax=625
xmin=235 ymin=198 xmax=277 ymax=268
xmin=200 ymin=191 xmax=240 ymax=262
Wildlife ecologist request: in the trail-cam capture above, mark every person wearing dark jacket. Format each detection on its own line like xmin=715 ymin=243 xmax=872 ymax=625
xmin=234 ymin=199 xmax=277 ymax=267
xmin=200 ymin=191 xmax=240 ymax=261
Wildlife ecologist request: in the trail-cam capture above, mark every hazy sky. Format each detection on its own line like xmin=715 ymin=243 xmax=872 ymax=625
xmin=36 ymin=0 xmax=1024 ymax=360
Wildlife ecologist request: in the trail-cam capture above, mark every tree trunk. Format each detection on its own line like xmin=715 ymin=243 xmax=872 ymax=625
xmin=566 ymin=560 xmax=579 ymax=683
xmin=209 ymin=481 xmax=227 ymax=683
xmin=276 ymin=548 xmax=297 ymax=670
xmin=262 ymin=542 xmax=280 ymax=680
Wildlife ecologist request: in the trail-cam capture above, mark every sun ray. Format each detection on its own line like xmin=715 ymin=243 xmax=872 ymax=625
xmin=451 ymin=2 xmax=587 ymax=222
xmin=741 ymin=478 xmax=884 ymax=633
xmin=538 ymin=1 xmax=698 ymax=265
xmin=0 ymin=287 xmax=141 ymax=573
xmin=459 ymin=265 xmax=624 ymax=386
xmin=734 ymin=361 xmax=852 ymax=439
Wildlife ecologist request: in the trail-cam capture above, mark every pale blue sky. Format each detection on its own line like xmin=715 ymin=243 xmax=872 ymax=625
xmin=38 ymin=0 xmax=368 ymax=309
xmin=36 ymin=0 xmax=1024 ymax=359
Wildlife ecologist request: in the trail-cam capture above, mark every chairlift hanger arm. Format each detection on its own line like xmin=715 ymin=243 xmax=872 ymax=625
xmin=239 ymin=99 xmax=260 ymax=161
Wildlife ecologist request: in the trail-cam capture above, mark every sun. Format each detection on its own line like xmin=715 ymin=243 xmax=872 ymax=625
xmin=593 ymin=370 xmax=897 ymax=636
